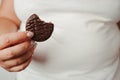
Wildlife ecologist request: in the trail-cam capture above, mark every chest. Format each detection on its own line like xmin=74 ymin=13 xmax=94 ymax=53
xmin=14 ymin=0 xmax=120 ymax=21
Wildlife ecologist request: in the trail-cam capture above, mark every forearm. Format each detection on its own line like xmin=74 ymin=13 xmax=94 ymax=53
xmin=0 ymin=17 xmax=19 ymax=35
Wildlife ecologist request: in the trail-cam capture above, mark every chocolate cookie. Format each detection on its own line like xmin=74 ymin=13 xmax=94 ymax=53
xmin=26 ymin=14 xmax=54 ymax=42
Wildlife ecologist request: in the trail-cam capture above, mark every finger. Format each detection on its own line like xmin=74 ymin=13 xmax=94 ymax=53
xmin=6 ymin=57 xmax=32 ymax=72
xmin=2 ymin=47 xmax=35 ymax=68
xmin=0 ymin=31 xmax=34 ymax=49
xmin=0 ymin=41 xmax=36 ymax=61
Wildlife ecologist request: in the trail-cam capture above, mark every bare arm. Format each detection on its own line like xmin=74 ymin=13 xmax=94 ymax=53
xmin=0 ymin=0 xmax=37 ymax=72
xmin=0 ymin=0 xmax=21 ymax=34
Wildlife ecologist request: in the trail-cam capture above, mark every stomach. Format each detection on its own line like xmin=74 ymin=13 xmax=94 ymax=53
xmin=22 ymin=12 xmax=120 ymax=72
xmin=18 ymin=13 xmax=120 ymax=80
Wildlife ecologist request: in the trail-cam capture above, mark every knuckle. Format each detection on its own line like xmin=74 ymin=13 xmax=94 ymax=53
xmin=14 ymin=61 xmax=20 ymax=66
xmin=21 ymin=42 xmax=31 ymax=50
xmin=7 ymin=50 xmax=14 ymax=58
xmin=14 ymin=59 xmax=22 ymax=66
xmin=22 ymin=43 xmax=29 ymax=50
xmin=22 ymin=45 xmax=28 ymax=49
xmin=4 ymin=37 xmax=11 ymax=45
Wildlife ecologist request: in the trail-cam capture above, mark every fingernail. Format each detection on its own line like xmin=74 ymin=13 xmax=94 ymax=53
xmin=27 ymin=31 xmax=34 ymax=38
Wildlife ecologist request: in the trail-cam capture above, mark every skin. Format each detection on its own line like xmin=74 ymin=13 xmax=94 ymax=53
xmin=0 ymin=0 xmax=120 ymax=72
xmin=0 ymin=0 xmax=37 ymax=72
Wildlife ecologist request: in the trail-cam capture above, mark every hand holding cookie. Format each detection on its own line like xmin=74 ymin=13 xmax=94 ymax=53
xmin=0 ymin=31 xmax=36 ymax=72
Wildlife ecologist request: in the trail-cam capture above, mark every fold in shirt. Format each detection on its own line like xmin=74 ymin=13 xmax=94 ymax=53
xmin=13 ymin=0 xmax=120 ymax=80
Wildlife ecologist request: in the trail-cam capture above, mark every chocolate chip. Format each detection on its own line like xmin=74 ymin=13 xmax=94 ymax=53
xmin=26 ymin=14 xmax=54 ymax=42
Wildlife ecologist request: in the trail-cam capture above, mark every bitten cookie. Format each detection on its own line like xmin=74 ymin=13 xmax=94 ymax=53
xmin=26 ymin=14 xmax=54 ymax=42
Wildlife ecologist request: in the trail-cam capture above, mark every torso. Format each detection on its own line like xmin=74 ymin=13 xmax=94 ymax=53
xmin=14 ymin=0 xmax=120 ymax=21
xmin=14 ymin=0 xmax=120 ymax=80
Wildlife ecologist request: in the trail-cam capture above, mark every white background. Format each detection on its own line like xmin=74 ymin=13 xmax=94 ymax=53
xmin=0 ymin=67 xmax=16 ymax=80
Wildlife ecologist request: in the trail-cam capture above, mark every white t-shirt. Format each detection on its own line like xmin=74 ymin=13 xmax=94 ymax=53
xmin=14 ymin=0 xmax=120 ymax=80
